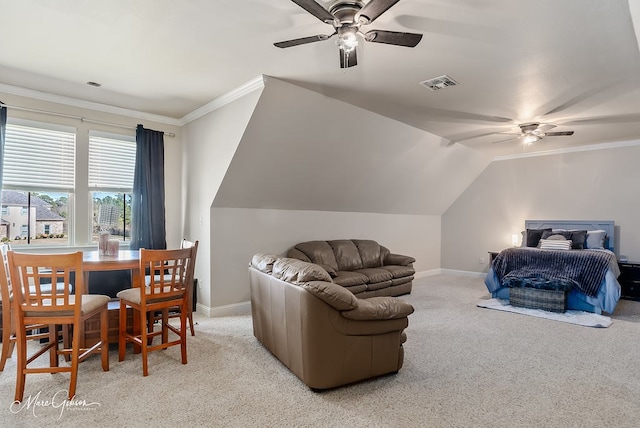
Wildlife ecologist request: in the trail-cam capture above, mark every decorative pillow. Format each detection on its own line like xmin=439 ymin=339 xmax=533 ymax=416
xmin=524 ymin=228 xmax=552 ymax=247
xmin=251 ymin=253 xmax=279 ymax=273
xmin=586 ymin=230 xmax=607 ymax=250
xmin=272 ymin=258 xmax=332 ymax=284
xmin=539 ymin=239 xmax=572 ymax=250
xmin=541 ymin=229 xmax=587 ymax=249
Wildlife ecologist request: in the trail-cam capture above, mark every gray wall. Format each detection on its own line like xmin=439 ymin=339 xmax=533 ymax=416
xmin=442 ymin=144 xmax=640 ymax=272
xmin=185 ymin=76 xmax=491 ymax=314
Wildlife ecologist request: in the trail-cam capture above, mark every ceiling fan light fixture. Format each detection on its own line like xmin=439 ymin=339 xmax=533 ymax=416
xmin=337 ymin=27 xmax=359 ymax=52
xmin=522 ymin=134 xmax=539 ymax=145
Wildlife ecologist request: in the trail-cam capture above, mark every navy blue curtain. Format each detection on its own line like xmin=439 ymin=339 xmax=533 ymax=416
xmin=0 ymin=105 xmax=6 ymax=195
xmin=130 ymin=124 xmax=166 ymax=250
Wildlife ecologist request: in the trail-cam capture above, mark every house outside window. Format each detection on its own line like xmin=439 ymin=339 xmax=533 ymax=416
xmin=1 ymin=120 xmax=74 ymax=246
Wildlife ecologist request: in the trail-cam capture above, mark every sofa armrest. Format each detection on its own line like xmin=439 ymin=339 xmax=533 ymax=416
xmin=384 ymin=253 xmax=416 ymax=266
xmin=341 ymin=297 xmax=414 ymax=321
xmin=302 ymin=281 xmax=358 ymax=311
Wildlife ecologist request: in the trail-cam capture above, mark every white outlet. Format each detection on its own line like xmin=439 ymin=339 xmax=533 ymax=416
xmin=479 ymin=257 xmax=485 ymax=264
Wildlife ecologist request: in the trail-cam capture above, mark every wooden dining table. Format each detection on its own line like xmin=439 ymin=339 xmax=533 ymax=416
xmin=81 ymin=249 xmax=142 ymax=351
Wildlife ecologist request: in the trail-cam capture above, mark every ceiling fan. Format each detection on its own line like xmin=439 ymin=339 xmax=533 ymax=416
xmin=274 ymin=0 xmax=423 ymax=68
xmin=492 ymin=123 xmax=574 ymax=145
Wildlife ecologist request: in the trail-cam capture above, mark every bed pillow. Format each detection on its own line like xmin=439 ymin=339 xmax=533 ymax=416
xmin=524 ymin=228 xmax=552 ymax=247
xmin=539 ymin=238 xmax=572 ymax=250
xmin=541 ymin=229 xmax=587 ymax=250
xmin=586 ymin=230 xmax=607 ymax=249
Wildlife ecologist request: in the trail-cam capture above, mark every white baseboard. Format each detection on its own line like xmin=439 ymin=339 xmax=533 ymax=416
xmin=197 ymin=269 xmax=485 ymax=317
xmin=196 ymin=301 xmax=251 ymax=318
xmin=415 ymin=268 xmax=486 ymax=279
xmin=414 ymin=268 xmax=444 ymax=278
xmin=439 ymin=268 xmax=486 ymax=278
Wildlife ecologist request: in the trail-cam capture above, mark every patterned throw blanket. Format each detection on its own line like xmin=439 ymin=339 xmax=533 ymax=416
xmin=492 ymin=248 xmax=613 ymax=297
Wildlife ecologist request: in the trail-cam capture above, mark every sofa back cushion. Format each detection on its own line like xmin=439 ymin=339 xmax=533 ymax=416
xmin=292 ymin=241 xmax=339 ymax=271
xmin=272 ymin=258 xmax=332 ymax=284
xmin=328 ymin=240 xmax=363 ymax=271
xmin=251 ymin=253 xmax=279 ymax=273
xmin=353 ymin=240 xmax=382 ymax=268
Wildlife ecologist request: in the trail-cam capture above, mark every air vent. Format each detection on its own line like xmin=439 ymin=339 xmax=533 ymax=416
xmin=419 ymin=75 xmax=459 ymax=91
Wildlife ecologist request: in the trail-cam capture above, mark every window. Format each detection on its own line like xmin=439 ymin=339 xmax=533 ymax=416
xmin=88 ymin=132 xmax=135 ymax=243
xmin=1 ymin=120 xmax=75 ymax=246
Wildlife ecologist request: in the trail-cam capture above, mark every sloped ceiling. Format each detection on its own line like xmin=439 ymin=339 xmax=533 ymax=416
xmin=212 ymin=77 xmax=491 ymax=215
xmin=2 ymin=1 xmax=640 ymax=157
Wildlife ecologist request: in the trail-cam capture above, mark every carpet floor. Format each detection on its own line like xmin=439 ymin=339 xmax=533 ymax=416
xmin=1 ymin=273 xmax=640 ymax=427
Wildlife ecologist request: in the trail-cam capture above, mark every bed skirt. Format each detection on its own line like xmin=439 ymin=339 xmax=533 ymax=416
xmin=510 ymin=287 xmax=567 ymax=313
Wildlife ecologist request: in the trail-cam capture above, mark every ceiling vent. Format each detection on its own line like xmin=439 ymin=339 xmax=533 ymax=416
xmin=419 ymin=75 xmax=459 ymax=91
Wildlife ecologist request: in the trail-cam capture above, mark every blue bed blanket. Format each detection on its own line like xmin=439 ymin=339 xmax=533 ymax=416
xmin=492 ymin=248 xmax=616 ymax=297
xmin=485 ymin=248 xmax=621 ymax=314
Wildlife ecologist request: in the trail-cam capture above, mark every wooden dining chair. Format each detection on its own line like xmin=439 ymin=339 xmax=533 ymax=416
xmin=8 ymin=251 xmax=110 ymax=402
xmin=150 ymin=239 xmax=199 ymax=336
xmin=0 ymin=244 xmax=58 ymax=371
xmin=117 ymin=246 xmax=195 ymax=376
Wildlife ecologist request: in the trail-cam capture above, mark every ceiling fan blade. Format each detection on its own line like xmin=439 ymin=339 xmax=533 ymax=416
xmin=339 ymin=46 xmax=358 ymax=68
xmin=560 ymin=113 xmax=640 ymax=126
xmin=291 ymin=0 xmax=335 ymax=23
xmin=356 ymin=0 xmax=400 ymax=24
xmin=274 ymin=34 xmax=331 ymax=48
xmin=545 ymin=131 xmax=574 ymax=137
xmin=447 ymin=129 xmax=509 ymax=145
xmin=492 ymin=136 xmax=519 ymax=144
xmin=365 ymin=30 xmax=422 ymax=47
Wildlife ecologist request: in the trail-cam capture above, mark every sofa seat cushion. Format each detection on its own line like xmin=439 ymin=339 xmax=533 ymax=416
xmin=366 ymin=280 xmax=393 ymax=291
xmin=353 ymin=268 xmax=393 ymax=284
xmin=391 ymin=276 xmax=413 ymax=286
xmin=343 ymin=284 xmax=368 ymax=295
xmin=332 ymin=271 xmax=368 ymax=287
xmin=382 ymin=265 xmax=416 ymax=279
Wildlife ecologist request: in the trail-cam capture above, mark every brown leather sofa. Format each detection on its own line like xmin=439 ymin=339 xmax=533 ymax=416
xmin=249 ymin=254 xmax=414 ymax=390
xmin=287 ymin=239 xmax=415 ymax=298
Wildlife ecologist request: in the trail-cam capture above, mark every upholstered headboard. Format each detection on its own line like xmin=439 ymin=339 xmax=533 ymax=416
xmin=524 ymin=220 xmax=616 ymax=254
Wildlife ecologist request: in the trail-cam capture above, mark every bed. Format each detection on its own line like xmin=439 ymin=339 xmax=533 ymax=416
xmin=484 ymin=220 xmax=621 ymax=314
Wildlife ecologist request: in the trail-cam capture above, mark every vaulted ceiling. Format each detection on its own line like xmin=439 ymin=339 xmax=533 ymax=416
xmin=2 ymin=0 xmax=640 ymax=157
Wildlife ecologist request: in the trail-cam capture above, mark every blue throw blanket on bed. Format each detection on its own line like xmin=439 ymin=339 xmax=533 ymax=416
xmin=492 ymin=248 xmax=612 ymax=297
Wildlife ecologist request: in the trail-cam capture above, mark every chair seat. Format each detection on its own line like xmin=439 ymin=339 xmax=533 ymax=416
xmin=117 ymin=287 xmax=182 ymax=305
xmin=23 ymin=294 xmax=110 ymax=318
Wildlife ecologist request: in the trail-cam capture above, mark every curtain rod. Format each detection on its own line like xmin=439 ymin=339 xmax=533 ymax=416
xmin=0 ymin=102 xmax=176 ymax=138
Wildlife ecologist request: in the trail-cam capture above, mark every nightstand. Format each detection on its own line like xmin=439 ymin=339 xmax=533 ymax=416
xmin=618 ymin=261 xmax=640 ymax=301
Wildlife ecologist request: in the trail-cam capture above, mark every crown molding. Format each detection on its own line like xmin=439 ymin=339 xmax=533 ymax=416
xmin=492 ymin=139 xmax=640 ymax=162
xmin=0 ymin=82 xmax=182 ymax=126
xmin=179 ymin=75 xmax=266 ymax=125
xmin=0 ymin=74 xmax=267 ymax=128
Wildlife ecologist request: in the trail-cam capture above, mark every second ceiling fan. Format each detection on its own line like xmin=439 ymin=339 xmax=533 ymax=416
xmin=493 ymin=123 xmax=575 ymax=145
xmin=274 ymin=0 xmax=423 ymax=68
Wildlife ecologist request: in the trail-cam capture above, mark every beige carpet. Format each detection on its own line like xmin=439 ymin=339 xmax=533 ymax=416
xmin=1 ymin=274 xmax=640 ymax=428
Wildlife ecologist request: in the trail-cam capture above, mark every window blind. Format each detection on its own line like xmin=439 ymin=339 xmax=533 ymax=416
xmin=3 ymin=123 xmax=76 ymax=191
xmin=88 ymin=133 xmax=136 ymax=190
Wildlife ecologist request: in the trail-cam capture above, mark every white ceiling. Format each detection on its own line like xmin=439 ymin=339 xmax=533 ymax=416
xmin=2 ymin=0 xmax=640 ymax=157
